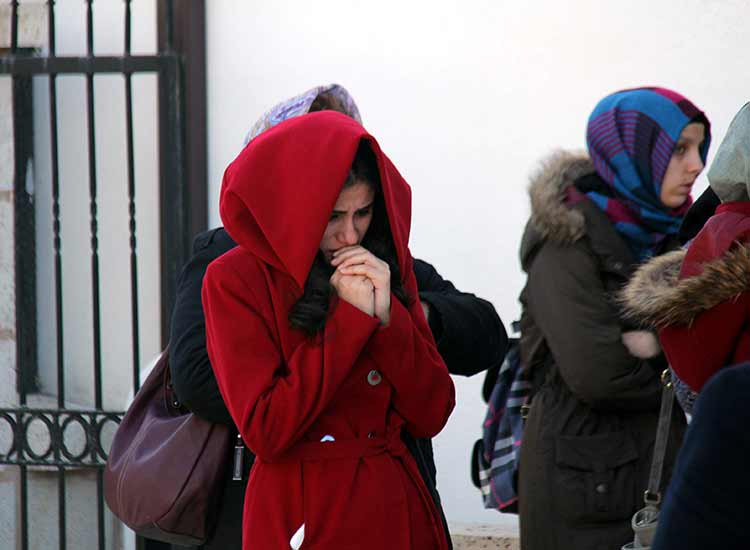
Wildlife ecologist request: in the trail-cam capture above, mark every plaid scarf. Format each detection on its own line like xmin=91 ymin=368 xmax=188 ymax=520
xmin=585 ymin=87 xmax=710 ymax=260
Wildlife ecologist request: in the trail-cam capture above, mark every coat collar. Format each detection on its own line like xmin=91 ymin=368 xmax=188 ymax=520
xmin=520 ymin=150 xmax=636 ymax=276
xmin=621 ymin=240 xmax=750 ymax=329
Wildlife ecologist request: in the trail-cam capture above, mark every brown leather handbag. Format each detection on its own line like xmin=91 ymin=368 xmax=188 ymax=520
xmin=104 ymin=349 xmax=233 ymax=545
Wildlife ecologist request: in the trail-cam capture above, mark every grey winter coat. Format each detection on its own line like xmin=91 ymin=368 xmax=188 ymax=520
xmin=517 ymin=152 xmax=686 ymax=550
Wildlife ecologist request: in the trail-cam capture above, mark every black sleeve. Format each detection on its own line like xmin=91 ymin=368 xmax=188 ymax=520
xmin=678 ymin=186 xmax=720 ymax=245
xmin=169 ymin=229 xmax=237 ymax=425
xmin=413 ymin=258 xmax=508 ymax=377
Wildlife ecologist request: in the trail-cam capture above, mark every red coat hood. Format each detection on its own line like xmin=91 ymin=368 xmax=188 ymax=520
xmin=621 ymin=201 xmax=750 ymax=330
xmin=220 ymin=111 xmax=413 ymax=289
xmin=679 ymin=201 xmax=750 ymax=278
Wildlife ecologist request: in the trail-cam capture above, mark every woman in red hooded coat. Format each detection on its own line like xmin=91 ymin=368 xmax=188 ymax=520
xmin=202 ymin=111 xmax=455 ymax=550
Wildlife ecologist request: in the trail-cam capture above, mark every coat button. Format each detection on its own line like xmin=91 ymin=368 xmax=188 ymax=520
xmin=367 ymin=431 xmax=376 ymax=438
xmin=367 ymin=370 xmax=382 ymax=386
xmin=595 ymin=483 xmax=608 ymax=494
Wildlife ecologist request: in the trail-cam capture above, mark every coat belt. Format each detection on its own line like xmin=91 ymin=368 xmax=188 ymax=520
xmin=261 ymin=431 xmax=407 ymax=463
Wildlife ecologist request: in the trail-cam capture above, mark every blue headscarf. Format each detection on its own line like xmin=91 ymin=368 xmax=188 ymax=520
xmin=585 ymin=87 xmax=710 ymax=260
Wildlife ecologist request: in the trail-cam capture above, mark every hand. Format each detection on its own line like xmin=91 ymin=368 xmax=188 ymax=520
xmin=332 ymin=245 xmax=391 ymax=325
xmin=621 ymin=330 xmax=661 ymax=359
xmin=330 ymin=269 xmax=375 ymax=317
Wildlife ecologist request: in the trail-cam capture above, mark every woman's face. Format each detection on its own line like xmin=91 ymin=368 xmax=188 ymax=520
xmin=660 ymin=122 xmax=706 ymax=208
xmin=319 ymin=180 xmax=375 ymax=262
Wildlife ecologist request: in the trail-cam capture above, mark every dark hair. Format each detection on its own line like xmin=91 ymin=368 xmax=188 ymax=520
xmin=309 ymin=91 xmax=347 ymax=115
xmin=288 ymin=140 xmax=410 ymax=335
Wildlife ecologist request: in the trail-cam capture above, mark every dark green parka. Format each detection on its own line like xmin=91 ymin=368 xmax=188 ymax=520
xmin=517 ymin=152 xmax=686 ymax=550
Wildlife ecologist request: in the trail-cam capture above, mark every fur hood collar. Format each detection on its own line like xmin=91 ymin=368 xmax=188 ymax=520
xmin=527 ymin=150 xmax=596 ymax=245
xmin=520 ymin=150 xmax=637 ymax=272
xmin=621 ymin=245 xmax=750 ymax=328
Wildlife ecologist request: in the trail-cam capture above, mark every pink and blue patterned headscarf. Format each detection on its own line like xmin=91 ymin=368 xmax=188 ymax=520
xmin=585 ymin=87 xmax=710 ymax=259
xmin=243 ymin=83 xmax=362 ymax=146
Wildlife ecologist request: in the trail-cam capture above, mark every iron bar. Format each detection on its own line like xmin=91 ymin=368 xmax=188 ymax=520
xmin=125 ymin=72 xmax=141 ymax=392
xmin=124 ymin=0 xmax=140 ymax=394
xmin=13 ymin=67 xmax=37 ymax=400
xmin=125 ymin=0 xmax=132 ymax=55
xmin=58 ymin=467 xmax=67 ymax=550
xmin=156 ymin=1 xmax=208 ymax=343
xmin=47 ymin=1 xmax=65 ymax=411
xmin=10 ymin=0 xmax=18 ymax=52
xmin=86 ymin=77 xmax=103 ymax=410
xmin=84 ymin=0 xmax=103 ymax=411
xmin=48 ymin=1 xmax=56 ymax=54
xmin=0 ymin=55 xmax=167 ymax=75
xmin=97 ymin=470 xmax=106 ymax=550
xmin=20 ymin=464 xmax=28 ymax=550
xmin=86 ymin=0 xmax=93 ymax=56
xmin=165 ymin=0 xmax=174 ymax=52
xmin=158 ymin=55 xmax=188 ymax=344
xmin=46 ymin=5 xmax=68 ymax=547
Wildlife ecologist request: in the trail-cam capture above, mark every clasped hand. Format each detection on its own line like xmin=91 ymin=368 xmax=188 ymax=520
xmin=330 ymin=245 xmax=391 ymax=325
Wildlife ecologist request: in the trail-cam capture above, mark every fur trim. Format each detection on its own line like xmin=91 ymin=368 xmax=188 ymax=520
xmin=621 ymin=245 xmax=750 ymax=328
xmin=528 ymin=151 xmax=596 ymax=244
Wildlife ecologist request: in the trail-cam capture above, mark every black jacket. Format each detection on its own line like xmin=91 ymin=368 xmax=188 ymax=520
xmin=169 ymin=227 xmax=507 ymax=549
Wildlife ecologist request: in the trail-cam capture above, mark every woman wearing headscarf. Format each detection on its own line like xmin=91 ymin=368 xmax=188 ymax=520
xmin=201 ymin=111 xmax=454 ymax=549
xmin=517 ymin=87 xmax=710 ymax=549
xmin=168 ymin=84 xmax=506 ymax=549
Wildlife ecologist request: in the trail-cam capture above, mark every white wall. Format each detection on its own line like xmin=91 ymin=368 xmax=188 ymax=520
xmin=206 ymin=0 xmax=750 ymax=527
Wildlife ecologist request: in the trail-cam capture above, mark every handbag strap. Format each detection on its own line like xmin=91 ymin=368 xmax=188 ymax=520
xmin=643 ymin=369 xmax=675 ymax=507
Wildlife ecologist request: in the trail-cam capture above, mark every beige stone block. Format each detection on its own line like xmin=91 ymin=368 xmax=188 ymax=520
xmin=0 ymin=467 xmax=19 ymax=550
xmin=0 ymin=2 xmax=47 ymax=50
xmin=0 ymin=183 xmax=16 ymax=405
xmin=0 ymin=196 xmax=14 ymax=326
xmin=0 ymin=340 xmax=16 ymax=408
xmin=0 ymin=77 xmax=11 ymax=193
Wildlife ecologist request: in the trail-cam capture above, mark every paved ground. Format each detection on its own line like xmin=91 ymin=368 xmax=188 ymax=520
xmin=450 ymin=522 xmax=520 ymax=549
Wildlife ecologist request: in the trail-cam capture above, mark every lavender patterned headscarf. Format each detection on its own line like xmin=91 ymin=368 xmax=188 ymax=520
xmin=243 ymin=83 xmax=362 ymax=146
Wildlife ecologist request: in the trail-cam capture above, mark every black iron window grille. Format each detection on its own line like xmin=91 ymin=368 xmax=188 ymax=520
xmin=1 ymin=2 xmax=206 ymax=549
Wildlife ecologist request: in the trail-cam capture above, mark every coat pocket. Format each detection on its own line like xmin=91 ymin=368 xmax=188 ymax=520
xmin=553 ymin=431 xmax=639 ymax=524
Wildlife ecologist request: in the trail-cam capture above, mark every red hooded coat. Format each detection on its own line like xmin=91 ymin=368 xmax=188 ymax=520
xmin=658 ymin=202 xmax=750 ymax=390
xmin=202 ymin=112 xmax=455 ymax=550
xmin=622 ymin=202 xmax=750 ymax=392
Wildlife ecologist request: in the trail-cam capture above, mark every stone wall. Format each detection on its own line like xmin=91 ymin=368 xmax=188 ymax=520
xmin=0 ymin=49 xmax=19 ymax=550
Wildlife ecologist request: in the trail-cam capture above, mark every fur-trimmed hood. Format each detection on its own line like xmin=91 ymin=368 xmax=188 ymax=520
xmin=520 ymin=151 xmax=596 ymax=270
xmin=621 ymin=244 xmax=750 ymax=328
xmin=527 ymin=150 xmax=596 ymax=245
